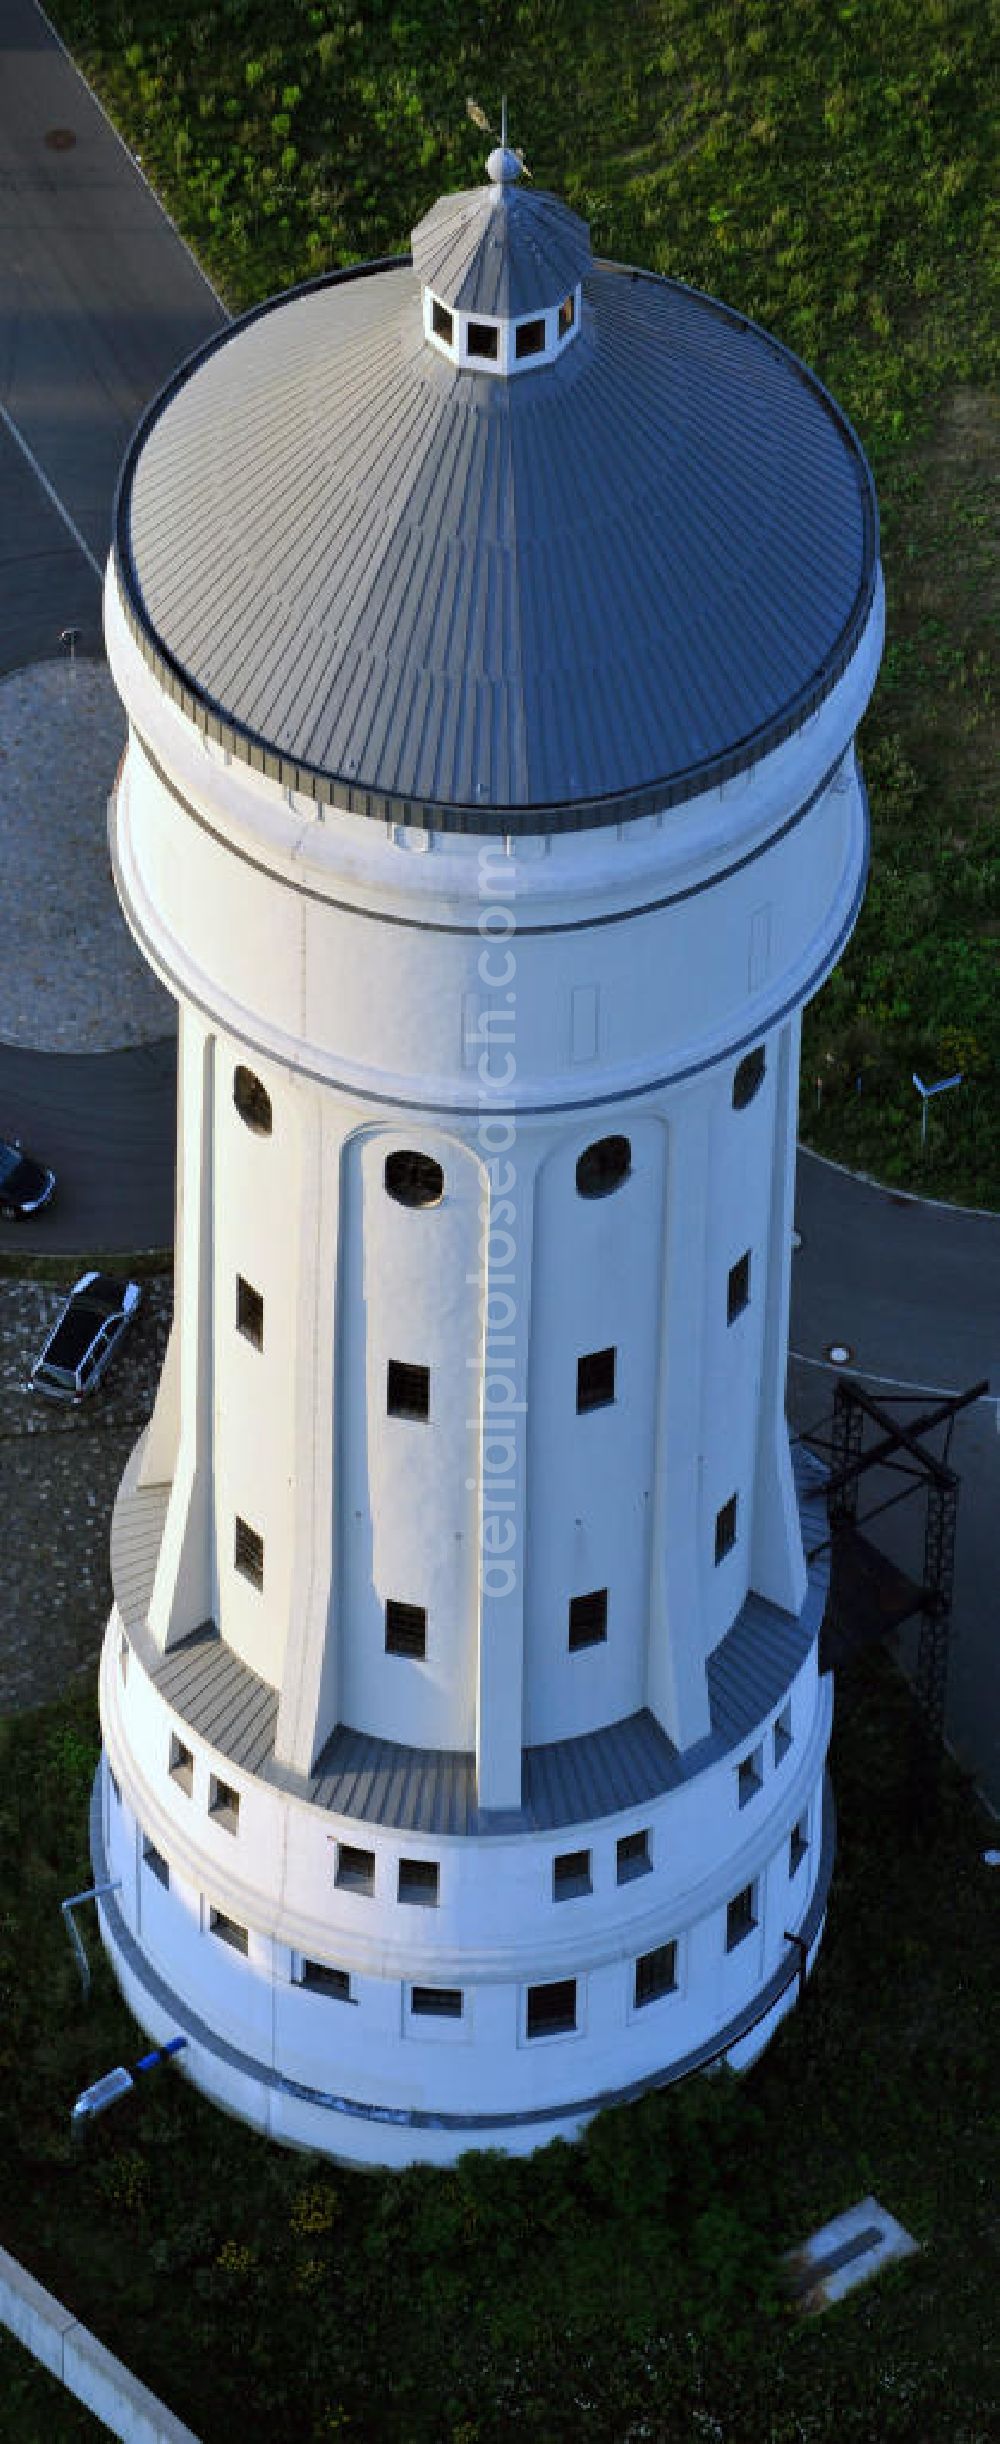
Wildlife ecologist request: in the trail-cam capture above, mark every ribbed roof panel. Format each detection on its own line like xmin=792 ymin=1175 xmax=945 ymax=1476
xmin=117 ymin=246 xmax=878 ymax=833
xmin=410 ymin=179 xmax=590 ymax=317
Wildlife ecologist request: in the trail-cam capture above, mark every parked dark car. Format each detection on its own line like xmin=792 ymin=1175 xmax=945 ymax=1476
xmin=30 ymin=1271 xmax=141 ymax=1403
xmin=0 ymin=1134 xmax=56 ymax=1218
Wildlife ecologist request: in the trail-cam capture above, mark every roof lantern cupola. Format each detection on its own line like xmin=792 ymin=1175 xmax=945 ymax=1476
xmin=412 ymin=113 xmax=590 ymax=377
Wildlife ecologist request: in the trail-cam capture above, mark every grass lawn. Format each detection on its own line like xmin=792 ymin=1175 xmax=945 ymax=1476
xmin=0 ymin=1649 xmax=996 ymax=2441
xmin=45 ymin=0 xmax=999 ymax=1210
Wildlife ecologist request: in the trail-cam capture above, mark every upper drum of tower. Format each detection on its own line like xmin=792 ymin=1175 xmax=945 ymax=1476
xmin=114 ymin=159 xmax=879 ymax=836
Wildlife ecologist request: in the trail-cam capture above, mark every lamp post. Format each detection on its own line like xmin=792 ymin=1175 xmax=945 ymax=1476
xmin=912 ymin=1071 xmax=962 ymax=1151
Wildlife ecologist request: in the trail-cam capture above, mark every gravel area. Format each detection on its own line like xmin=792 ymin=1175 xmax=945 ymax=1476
xmin=0 ymin=658 xmax=176 ymax=1053
xmin=0 ymin=1272 xmax=172 ymax=1709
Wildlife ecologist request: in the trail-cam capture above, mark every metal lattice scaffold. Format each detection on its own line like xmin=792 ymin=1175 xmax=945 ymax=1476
xmin=796 ymin=1376 xmax=985 ymax=1820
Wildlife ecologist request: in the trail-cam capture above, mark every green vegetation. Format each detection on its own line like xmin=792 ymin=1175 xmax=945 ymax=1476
xmin=0 ymin=1655 xmax=996 ymax=2441
xmin=44 ymin=0 xmax=998 ymax=1209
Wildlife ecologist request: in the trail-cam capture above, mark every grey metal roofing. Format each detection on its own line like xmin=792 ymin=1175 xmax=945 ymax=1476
xmin=118 ymin=1447 xmax=830 ymax=1836
xmin=410 ymin=176 xmax=590 ymax=317
xmin=115 ymin=202 xmax=879 ymax=837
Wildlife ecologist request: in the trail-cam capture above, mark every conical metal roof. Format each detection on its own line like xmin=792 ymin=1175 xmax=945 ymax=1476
xmin=411 ymin=174 xmax=590 ymax=319
xmin=114 ymin=177 xmax=879 ymax=836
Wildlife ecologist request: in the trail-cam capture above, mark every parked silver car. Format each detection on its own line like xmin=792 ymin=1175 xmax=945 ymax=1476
xmin=30 ymin=1271 xmax=141 ymax=1403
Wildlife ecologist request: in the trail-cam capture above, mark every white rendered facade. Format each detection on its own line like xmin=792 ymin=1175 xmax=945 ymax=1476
xmin=94 ymin=162 xmax=882 ymax=2165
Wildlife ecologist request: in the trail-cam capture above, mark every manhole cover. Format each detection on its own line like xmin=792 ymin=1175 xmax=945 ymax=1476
xmin=44 ymin=127 xmax=77 ymax=150
xmin=825 ymin=1342 xmax=853 ymax=1365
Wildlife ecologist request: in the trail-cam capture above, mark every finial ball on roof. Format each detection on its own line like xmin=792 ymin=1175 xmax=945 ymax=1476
xmin=486 ymin=144 xmax=523 ymax=185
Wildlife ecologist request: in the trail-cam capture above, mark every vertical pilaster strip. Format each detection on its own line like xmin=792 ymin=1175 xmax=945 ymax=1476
xmin=750 ymin=1019 xmax=808 ymax=1615
xmin=275 ymin=1088 xmax=339 ymax=1772
xmin=646 ymin=1096 xmax=712 ymax=1747
xmin=475 ymin=1145 xmax=533 ymax=1811
xmin=147 ymin=1011 xmax=215 ymax=1651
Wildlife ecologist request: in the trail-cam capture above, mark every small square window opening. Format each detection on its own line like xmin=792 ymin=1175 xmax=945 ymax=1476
xmin=467 ymin=321 xmax=499 ymax=360
xmin=715 ymin=1495 xmax=738 ymax=1564
xmin=300 ymin=1960 xmax=352 ymax=2001
xmin=737 ymin=1748 xmax=763 ymax=1808
xmin=568 ymin=1587 xmax=608 ymax=1650
xmin=336 ymin=1843 xmax=375 ymax=1897
xmin=387 ymin=1359 xmax=430 ymax=1420
xmin=634 ymin=1942 xmax=677 ymax=2007
xmin=577 ymin=1347 xmax=616 ymax=1412
xmin=411 ymin=1986 xmax=463 ymax=2018
xmin=236 ymin=1275 xmax=264 ymax=1348
xmin=398 ymin=1858 xmax=440 ymax=1907
xmin=553 ymin=1849 xmax=592 ymax=1902
xmin=142 ymin=1835 xmax=169 ymax=1888
xmin=773 ymin=1706 xmax=793 ymax=1767
xmin=169 ymin=1735 xmax=194 ymax=1796
xmin=526 ymin=1979 xmax=577 ymax=2038
xmin=209 ymin=1908 xmax=249 ymax=1955
xmin=209 ymin=1775 xmax=240 ymax=1833
xmin=515 ymin=316 xmax=546 ymax=359
xmin=234 ymin=1515 xmax=264 ymax=1590
xmin=726 ymin=1883 xmax=757 ymax=1951
xmin=617 ymin=1829 xmax=652 ymax=1884
xmin=727 ymin=1250 xmax=751 ymax=1324
xmin=386 ymin=1599 xmax=427 ymax=1659
xmin=789 ymin=1817 xmax=809 ymax=1878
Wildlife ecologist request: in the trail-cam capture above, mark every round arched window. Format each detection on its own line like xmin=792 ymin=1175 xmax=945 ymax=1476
xmin=233 ymin=1065 xmax=272 ymax=1135
xmin=385 ymin=1149 xmax=444 ymax=1209
xmin=732 ymin=1047 xmax=766 ymax=1110
xmin=575 ymin=1135 xmax=631 ymax=1198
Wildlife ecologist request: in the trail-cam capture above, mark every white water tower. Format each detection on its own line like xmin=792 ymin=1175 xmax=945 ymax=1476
xmin=95 ymin=146 xmax=882 ymax=2166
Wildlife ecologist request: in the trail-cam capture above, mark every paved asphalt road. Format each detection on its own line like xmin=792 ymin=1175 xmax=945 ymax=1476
xmin=0 ymin=0 xmax=997 ymax=1805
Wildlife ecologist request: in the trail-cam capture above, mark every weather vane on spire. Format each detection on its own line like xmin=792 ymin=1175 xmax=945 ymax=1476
xmin=466 ymin=92 xmax=531 ymax=181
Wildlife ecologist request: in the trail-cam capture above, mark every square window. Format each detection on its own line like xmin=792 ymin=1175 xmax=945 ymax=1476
xmin=142 ymin=1835 xmax=169 ymax=1888
xmin=577 ymin=1347 xmax=616 ymax=1413
xmin=387 ymin=1359 xmax=430 ymax=1420
xmin=773 ymin=1706 xmax=792 ymax=1767
xmin=726 ymin=1883 xmax=757 ymax=1952
xmin=617 ymin=1829 xmax=652 ymax=1884
xmin=727 ymin=1250 xmax=751 ymax=1324
xmin=386 ymin=1599 xmax=427 ymax=1659
xmin=411 ymin=1986 xmax=463 ymax=2018
xmin=715 ymin=1495 xmax=738 ymax=1564
xmin=737 ymin=1747 xmax=763 ymax=1809
xmin=515 ymin=316 xmax=546 ymax=359
xmin=209 ymin=1775 xmax=240 ymax=1834
xmin=299 ymin=1960 xmax=352 ymax=2001
xmin=236 ymin=1275 xmax=264 ymax=1348
xmin=467 ymin=320 xmax=499 ymax=360
xmin=789 ymin=1817 xmax=809 ymax=1878
xmin=568 ymin=1587 xmax=608 ymax=1650
xmin=398 ymin=1858 xmax=439 ymax=1907
xmin=169 ymin=1735 xmax=194 ymax=1796
xmin=336 ymin=1843 xmax=375 ymax=1897
xmin=209 ymin=1908 xmax=248 ymax=1954
xmin=553 ymin=1849 xmax=591 ymax=1901
xmin=526 ymin=1978 xmax=577 ymax=2038
xmin=634 ymin=1942 xmax=677 ymax=2007
xmin=234 ymin=1515 xmax=264 ymax=1590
